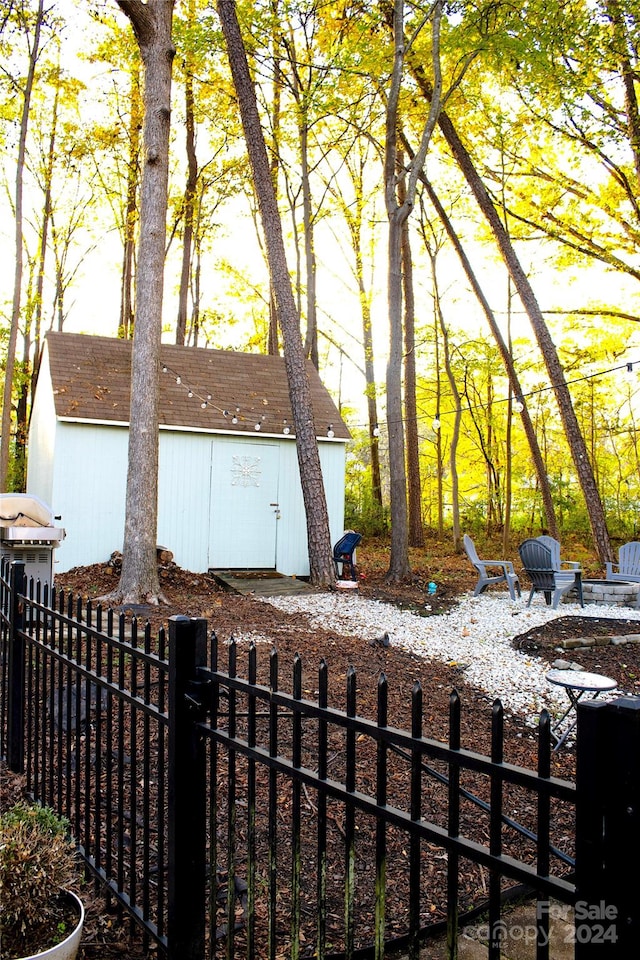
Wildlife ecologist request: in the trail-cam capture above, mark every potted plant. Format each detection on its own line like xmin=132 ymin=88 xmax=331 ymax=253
xmin=0 ymin=802 xmax=84 ymax=960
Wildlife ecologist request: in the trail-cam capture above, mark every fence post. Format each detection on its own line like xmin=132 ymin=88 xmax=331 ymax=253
xmin=575 ymin=696 xmax=640 ymax=957
xmin=7 ymin=561 xmax=26 ymax=773
xmin=167 ymin=615 xmax=208 ymax=960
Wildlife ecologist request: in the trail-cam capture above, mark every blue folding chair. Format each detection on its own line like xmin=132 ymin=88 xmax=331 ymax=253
xmin=333 ymin=531 xmax=362 ymax=581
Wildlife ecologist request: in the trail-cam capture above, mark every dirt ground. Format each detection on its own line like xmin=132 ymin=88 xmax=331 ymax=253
xmin=3 ymin=535 xmax=640 ymax=957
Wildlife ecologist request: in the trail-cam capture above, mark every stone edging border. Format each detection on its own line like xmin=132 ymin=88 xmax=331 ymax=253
xmin=556 ymin=634 xmax=640 ymax=650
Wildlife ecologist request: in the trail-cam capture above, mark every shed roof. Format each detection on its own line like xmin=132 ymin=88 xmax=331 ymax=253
xmin=43 ymin=332 xmax=350 ymax=440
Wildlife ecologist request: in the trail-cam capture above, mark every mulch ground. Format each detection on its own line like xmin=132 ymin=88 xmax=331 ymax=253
xmin=3 ymin=536 xmax=640 ymax=957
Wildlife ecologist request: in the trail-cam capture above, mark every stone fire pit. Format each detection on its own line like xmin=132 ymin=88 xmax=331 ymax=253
xmin=581 ymin=578 xmax=640 ymax=608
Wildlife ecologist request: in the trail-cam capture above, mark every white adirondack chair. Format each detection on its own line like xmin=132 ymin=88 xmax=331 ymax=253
xmin=463 ymin=535 xmax=521 ymax=601
xmin=606 ymin=542 xmax=640 ymax=582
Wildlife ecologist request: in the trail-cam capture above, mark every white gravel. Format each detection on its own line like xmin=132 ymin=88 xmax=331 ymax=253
xmin=254 ymin=591 xmax=640 ymax=727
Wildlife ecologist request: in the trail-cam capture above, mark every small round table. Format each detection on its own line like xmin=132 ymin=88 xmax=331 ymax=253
xmin=545 ymin=669 xmax=617 ymax=750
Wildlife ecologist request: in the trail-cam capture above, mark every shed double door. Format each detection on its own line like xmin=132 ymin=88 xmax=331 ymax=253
xmin=208 ymin=439 xmax=280 ymax=569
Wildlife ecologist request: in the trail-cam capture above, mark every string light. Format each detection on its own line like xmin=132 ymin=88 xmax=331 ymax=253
xmin=160 ymin=354 xmax=637 ymax=439
xmin=350 ymin=357 xmax=640 ymax=433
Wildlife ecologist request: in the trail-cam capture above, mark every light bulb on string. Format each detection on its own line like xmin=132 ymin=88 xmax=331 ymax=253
xmin=232 ymin=414 xmax=238 ymax=424
xmin=432 ymin=418 xmax=441 ymax=432
xmin=513 ymin=398 xmax=524 ymax=413
xmin=327 ymin=424 xmax=335 ymax=438
xmin=188 ymin=390 xmax=193 ymax=398
xmin=176 ymin=376 xmax=181 ymax=385
xmin=201 ymin=401 xmax=207 ymax=409
xmin=255 ymin=422 xmax=261 ymax=431
xmin=162 ymin=365 xmax=168 ymax=374
xmin=373 ymin=424 xmax=380 ymax=437
xmin=283 ymin=420 xmax=290 ymax=435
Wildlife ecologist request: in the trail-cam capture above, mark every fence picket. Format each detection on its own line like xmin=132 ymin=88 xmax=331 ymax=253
xmin=9 ymin=558 xmax=635 ymax=958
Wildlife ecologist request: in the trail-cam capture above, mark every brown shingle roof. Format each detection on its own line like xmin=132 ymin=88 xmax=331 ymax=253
xmin=43 ymin=332 xmax=350 ymax=440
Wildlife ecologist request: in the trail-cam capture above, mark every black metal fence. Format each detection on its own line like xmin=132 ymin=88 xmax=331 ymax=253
xmin=2 ymin=557 xmax=640 ymax=959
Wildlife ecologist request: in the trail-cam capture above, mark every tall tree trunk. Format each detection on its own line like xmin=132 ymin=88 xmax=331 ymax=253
xmin=408 ymin=64 xmax=611 ymax=561
xmin=363 ymin=300 xmax=383 ymax=517
xmin=335 ymin=150 xmax=383 ymax=512
xmin=503 ymin=280 xmax=514 ymax=555
xmin=0 ymin=0 xmax=44 ymax=491
xmin=418 ymin=176 xmax=560 ymax=540
xmin=427 ymin=251 xmax=444 ymax=539
xmin=114 ymin=0 xmax=175 ymax=604
xmin=32 ymin=55 xmax=60 ymax=390
xmin=605 ymin=0 xmax=640 ymax=188
xmin=384 ymin=0 xmax=443 ymax=581
xmin=399 ymin=157 xmax=423 ymax=548
xmin=177 ymin=0 xmax=197 ymax=346
xmin=300 ymin=120 xmax=319 ymax=368
xmin=267 ymin=0 xmax=282 ymax=356
xmin=435 ymin=291 xmax=462 ymax=550
xmin=217 ymin=0 xmax=335 ymax=585
xmin=119 ymin=64 xmax=142 ymax=340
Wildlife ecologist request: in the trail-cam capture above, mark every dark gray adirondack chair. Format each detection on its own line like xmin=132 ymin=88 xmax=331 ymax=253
xmin=606 ymin=542 xmax=640 ymax=582
xmin=463 ymin=535 xmax=521 ymax=600
xmin=536 ymin=535 xmax=581 ymax=571
xmin=518 ymin=538 xmax=584 ymax=609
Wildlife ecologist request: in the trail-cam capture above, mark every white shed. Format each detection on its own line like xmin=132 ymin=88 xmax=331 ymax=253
xmin=27 ymin=332 xmax=350 ymax=576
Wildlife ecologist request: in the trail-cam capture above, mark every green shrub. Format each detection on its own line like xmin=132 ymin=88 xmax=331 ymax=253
xmin=0 ymin=802 xmax=82 ymax=956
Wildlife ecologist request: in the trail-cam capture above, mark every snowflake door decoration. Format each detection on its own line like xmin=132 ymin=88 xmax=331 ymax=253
xmin=230 ymin=455 xmax=262 ymax=487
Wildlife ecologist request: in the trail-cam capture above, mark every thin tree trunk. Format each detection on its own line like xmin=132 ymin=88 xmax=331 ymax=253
xmin=399 ymin=159 xmax=423 ymax=548
xmin=407 ymin=60 xmax=611 ymax=561
xmin=419 ymin=176 xmax=560 ymax=540
xmin=177 ymin=0 xmax=197 ymax=346
xmin=606 ymin=0 xmax=640 ymax=188
xmin=267 ymin=0 xmax=282 ymax=356
xmin=300 ymin=121 xmax=319 ymax=368
xmin=428 ymin=252 xmax=444 ymax=539
xmin=384 ymin=0 xmax=443 ymax=580
xmin=335 ymin=151 xmax=382 ymax=512
xmin=0 ymin=0 xmax=44 ymax=491
xmin=120 ymin=65 xmax=141 ymax=340
xmin=435 ymin=294 xmax=462 ymax=550
xmin=217 ymin=0 xmax=335 ymax=585
xmin=32 ymin=57 xmax=60 ymax=389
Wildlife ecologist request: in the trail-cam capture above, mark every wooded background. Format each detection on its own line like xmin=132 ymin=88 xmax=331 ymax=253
xmin=2 ymin=0 xmax=640 ymax=572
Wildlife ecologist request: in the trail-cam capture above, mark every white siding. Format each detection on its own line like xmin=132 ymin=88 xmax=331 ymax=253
xmin=157 ymin=431 xmax=213 ymax=571
xmin=26 ymin=350 xmax=57 ymax=507
xmin=50 ymin=422 xmax=129 ymax=572
xmin=28 ymin=390 xmax=347 ymax=576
